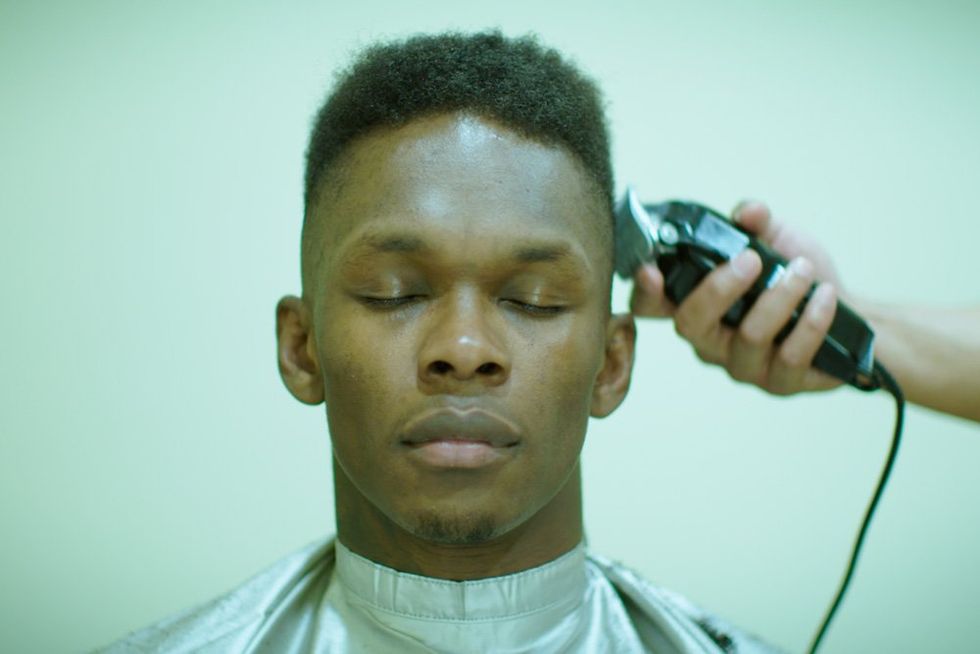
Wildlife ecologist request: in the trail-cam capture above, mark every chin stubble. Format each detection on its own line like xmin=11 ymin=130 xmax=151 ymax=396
xmin=414 ymin=510 xmax=498 ymax=545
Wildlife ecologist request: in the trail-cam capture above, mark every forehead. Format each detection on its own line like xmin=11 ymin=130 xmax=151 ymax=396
xmin=306 ymin=113 xmax=609 ymax=280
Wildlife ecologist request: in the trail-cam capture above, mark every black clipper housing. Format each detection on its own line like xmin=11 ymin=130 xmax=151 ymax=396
xmin=614 ymin=187 xmax=878 ymax=390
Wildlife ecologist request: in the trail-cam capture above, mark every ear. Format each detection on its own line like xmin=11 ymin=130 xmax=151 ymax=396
xmin=589 ymin=313 xmax=636 ymax=418
xmin=276 ymin=295 xmax=324 ymax=405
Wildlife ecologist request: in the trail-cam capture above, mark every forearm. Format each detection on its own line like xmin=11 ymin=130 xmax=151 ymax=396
xmin=852 ymin=300 xmax=980 ymax=422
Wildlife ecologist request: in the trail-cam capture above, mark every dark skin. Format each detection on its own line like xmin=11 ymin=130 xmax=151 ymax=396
xmin=276 ymin=113 xmax=635 ymax=580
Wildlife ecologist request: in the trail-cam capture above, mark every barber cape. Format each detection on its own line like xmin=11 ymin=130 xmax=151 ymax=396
xmin=101 ymin=538 xmax=781 ymax=653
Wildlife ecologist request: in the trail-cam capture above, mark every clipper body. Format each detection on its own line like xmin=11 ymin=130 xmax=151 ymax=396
xmin=614 ymin=187 xmax=878 ymax=390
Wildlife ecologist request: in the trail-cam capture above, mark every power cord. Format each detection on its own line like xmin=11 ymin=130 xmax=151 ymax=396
xmin=807 ymin=362 xmax=905 ymax=653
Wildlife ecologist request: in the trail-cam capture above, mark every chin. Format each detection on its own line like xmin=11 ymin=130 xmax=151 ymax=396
xmin=411 ymin=509 xmax=500 ymax=546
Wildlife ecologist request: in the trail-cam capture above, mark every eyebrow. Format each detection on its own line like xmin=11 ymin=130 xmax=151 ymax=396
xmin=359 ymin=233 xmax=428 ymax=253
xmin=511 ymin=244 xmax=573 ymax=264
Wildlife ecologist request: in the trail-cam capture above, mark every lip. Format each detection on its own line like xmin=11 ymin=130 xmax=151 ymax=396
xmin=400 ymin=407 xmax=521 ymax=469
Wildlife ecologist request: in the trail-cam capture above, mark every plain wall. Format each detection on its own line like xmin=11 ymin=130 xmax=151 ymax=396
xmin=1 ymin=1 xmax=978 ymax=652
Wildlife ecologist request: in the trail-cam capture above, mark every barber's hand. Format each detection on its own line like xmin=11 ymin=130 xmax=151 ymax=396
xmin=630 ymin=201 xmax=843 ymax=395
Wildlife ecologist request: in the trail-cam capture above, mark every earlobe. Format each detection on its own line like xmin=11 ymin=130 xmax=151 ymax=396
xmin=276 ymin=295 xmax=325 ymax=405
xmin=589 ymin=313 xmax=636 ymax=418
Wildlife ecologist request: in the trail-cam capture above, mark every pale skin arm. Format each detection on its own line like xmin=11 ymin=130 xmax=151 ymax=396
xmin=850 ymin=299 xmax=980 ymax=422
xmin=629 ymin=201 xmax=980 ymax=423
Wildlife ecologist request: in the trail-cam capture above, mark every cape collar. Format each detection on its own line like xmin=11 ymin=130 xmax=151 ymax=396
xmin=334 ymin=540 xmax=587 ymax=621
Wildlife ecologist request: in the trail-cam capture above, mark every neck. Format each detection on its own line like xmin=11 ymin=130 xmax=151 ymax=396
xmin=333 ymin=458 xmax=583 ymax=580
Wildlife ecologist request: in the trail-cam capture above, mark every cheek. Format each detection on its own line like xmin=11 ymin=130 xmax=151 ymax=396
xmin=319 ymin=315 xmax=406 ymax=395
xmin=317 ymin=321 xmax=407 ymax=447
xmin=516 ymin=320 xmax=604 ymax=439
xmin=525 ymin=319 xmax=604 ymax=393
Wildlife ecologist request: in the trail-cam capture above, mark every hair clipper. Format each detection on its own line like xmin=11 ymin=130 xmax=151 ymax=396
xmin=614 ymin=187 xmax=878 ymax=390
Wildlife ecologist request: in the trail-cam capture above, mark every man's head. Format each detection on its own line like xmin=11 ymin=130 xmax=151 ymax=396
xmin=277 ymin=31 xmax=635 ymax=578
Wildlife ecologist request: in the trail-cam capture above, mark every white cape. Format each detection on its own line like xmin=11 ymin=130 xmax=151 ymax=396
xmin=100 ymin=538 xmax=782 ymax=653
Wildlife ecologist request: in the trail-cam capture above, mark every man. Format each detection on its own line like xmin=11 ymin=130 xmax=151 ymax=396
xmin=102 ymin=31 xmax=780 ymax=653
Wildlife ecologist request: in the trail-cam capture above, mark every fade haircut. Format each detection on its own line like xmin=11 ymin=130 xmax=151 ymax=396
xmin=301 ymin=30 xmax=613 ymax=297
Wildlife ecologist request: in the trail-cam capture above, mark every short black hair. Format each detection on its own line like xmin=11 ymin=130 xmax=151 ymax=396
xmin=301 ymin=30 xmax=613 ymax=296
xmin=304 ymin=30 xmax=612 ymax=212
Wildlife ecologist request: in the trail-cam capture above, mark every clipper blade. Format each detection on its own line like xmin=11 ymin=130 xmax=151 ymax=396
xmin=613 ymin=186 xmax=659 ymax=279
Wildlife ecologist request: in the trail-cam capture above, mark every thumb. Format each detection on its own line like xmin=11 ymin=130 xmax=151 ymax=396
xmin=732 ymin=200 xmax=778 ymax=243
xmin=630 ymin=263 xmax=676 ymax=317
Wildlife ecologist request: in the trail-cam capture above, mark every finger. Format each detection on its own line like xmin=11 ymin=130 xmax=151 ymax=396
xmin=799 ymin=367 xmax=843 ymax=392
xmin=768 ymin=281 xmax=841 ymax=394
xmin=630 ymin=263 xmax=676 ymax=317
xmin=738 ymin=201 xmax=826 ymax=270
xmin=674 ymin=249 xmax=762 ymax=362
xmin=732 ymin=200 xmax=806 ymax=263
xmin=727 ymin=256 xmax=815 ymax=384
xmin=732 ymin=200 xmax=775 ymax=240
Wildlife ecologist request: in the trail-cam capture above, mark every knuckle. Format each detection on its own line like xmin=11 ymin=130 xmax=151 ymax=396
xmin=777 ymin=346 xmax=807 ymax=369
xmin=727 ymin=367 xmax=751 ymax=383
xmin=692 ymin=343 xmax=723 ymax=366
xmin=693 ymin=348 xmax=713 ymax=364
xmin=736 ymin=323 xmax=768 ymax=348
xmin=727 ymin=364 xmax=765 ymax=386
xmin=674 ymin=313 xmax=695 ymax=340
xmin=767 ymin=383 xmax=794 ymax=397
xmin=764 ymin=372 xmax=796 ymax=396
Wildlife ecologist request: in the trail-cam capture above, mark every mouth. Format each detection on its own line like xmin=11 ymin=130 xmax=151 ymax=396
xmin=399 ymin=407 xmax=521 ymax=469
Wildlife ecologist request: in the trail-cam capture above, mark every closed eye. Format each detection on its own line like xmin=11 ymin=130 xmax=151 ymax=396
xmin=501 ymin=299 xmax=566 ymax=316
xmin=358 ymin=295 xmax=423 ymax=309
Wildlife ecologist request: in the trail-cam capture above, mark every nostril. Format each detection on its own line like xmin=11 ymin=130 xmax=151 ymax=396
xmin=430 ymin=360 xmax=453 ymax=374
xmin=424 ymin=359 xmax=505 ymax=379
xmin=476 ymin=362 xmax=502 ymax=376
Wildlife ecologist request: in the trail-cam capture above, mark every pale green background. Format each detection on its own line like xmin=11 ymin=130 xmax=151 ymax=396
xmin=1 ymin=1 xmax=978 ymax=652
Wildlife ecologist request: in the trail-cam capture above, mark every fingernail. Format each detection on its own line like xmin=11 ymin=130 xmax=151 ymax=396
xmin=786 ymin=256 xmax=814 ymax=281
xmin=731 ymin=199 xmax=760 ymax=223
xmin=732 ymin=201 xmax=747 ymax=223
xmin=806 ymin=282 xmax=836 ymax=322
xmin=731 ymin=249 xmax=760 ymax=278
xmin=813 ymin=282 xmax=835 ymax=309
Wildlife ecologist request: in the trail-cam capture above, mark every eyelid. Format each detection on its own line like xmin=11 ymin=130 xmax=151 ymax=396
xmin=358 ymin=294 xmax=565 ymax=316
xmin=358 ymin=295 xmax=422 ymax=309
xmin=502 ymin=298 xmax=567 ymax=316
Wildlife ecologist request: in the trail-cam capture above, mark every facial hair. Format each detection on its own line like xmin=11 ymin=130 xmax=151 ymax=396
xmin=414 ymin=510 xmax=498 ymax=545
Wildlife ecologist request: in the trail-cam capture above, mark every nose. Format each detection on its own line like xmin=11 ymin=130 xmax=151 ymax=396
xmin=417 ymin=293 xmax=510 ymax=391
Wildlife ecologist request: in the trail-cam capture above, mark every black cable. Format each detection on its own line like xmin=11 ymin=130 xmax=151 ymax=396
xmin=807 ymin=362 xmax=905 ymax=653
